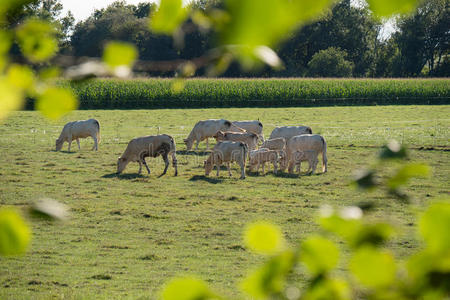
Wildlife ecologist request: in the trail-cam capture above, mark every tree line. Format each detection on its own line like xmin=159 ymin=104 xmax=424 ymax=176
xmin=6 ymin=0 xmax=449 ymax=77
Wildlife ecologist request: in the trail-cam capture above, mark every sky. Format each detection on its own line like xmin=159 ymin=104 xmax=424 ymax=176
xmin=60 ymin=0 xmax=152 ymax=22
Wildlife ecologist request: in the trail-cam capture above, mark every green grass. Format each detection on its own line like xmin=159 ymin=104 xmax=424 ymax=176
xmin=0 ymin=106 xmax=449 ymax=299
xmin=52 ymin=78 xmax=450 ymax=109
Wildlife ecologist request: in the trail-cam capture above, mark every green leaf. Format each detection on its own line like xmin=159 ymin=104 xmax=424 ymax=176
xmin=30 ymin=198 xmax=69 ymax=221
xmin=300 ymin=236 xmax=339 ymax=276
xmin=0 ymin=209 xmax=31 ymax=256
xmin=351 ymin=223 xmax=394 ymax=248
xmin=161 ymin=277 xmax=218 ymax=300
xmin=353 ymin=169 xmax=377 ymax=191
xmin=303 ymin=278 xmax=351 ymax=300
xmin=241 ymin=250 xmax=295 ymax=299
xmin=38 ymin=67 xmax=61 ymax=80
xmin=0 ymin=30 xmax=12 ymax=70
xmin=367 ymin=0 xmax=420 ymax=18
xmin=243 ymin=221 xmax=285 ymax=255
xmin=419 ymin=202 xmax=450 ymax=255
xmin=7 ymin=64 xmax=35 ymax=92
xmin=387 ymin=163 xmax=430 ymax=190
xmin=36 ymin=87 xmax=78 ymax=120
xmin=103 ymin=41 xmax=138 ymax=69
xmin=16 ymin=18 xmax=58 ymax=63
xmin=0 ymin=78 xmax=24 ymax=121
xmin=150 ymin=0 xmax=188 ymax=34
xmin=350 ymin=246 xmax=396 ymax=288
xmin=379 ymin=140 xmax=408 ymax=160
xmin=221 ymin=0 xmax=333 ymax=48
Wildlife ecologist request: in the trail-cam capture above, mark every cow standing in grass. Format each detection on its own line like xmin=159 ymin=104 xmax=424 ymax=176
xmin=281 ymin=134 xmax=327 ymax=174
xmin=184 ymin=119 xmax=245 ymax=150
xmin=55 ymin=119 xmax=100 ymax=152
xmin=117 ymin=134 xmax=178 ymax=176
xmin=204 ymin=141 xmax=247 ymax=179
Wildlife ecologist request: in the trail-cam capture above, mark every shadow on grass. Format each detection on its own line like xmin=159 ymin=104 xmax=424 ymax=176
xmin=102 ymin=173 xmax=146 ymax=180
xmin=176 ymin=150 xmax=210 ymax=156
xmin=274 ymin=172 xmax=300 ymax=179
xmin=53 ymin=150 xmax=77 ymax=154
xmin=189 ymin=175 xmax=223 ymax=184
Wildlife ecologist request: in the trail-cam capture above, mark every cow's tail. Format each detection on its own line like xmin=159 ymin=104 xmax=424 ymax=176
xmin=94 ymin=119 xmax=101 ymax=144
xmin=169 ymin=136 xmax=178 ymax=176
xmin=320 ymin=135 xmax=327 ymax=173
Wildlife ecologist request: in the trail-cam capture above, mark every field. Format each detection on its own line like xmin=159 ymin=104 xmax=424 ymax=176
xmin=53 ymin=78 xmax=450 ymax=109
xmin=0 ymin=105 xmax=449 ymax=299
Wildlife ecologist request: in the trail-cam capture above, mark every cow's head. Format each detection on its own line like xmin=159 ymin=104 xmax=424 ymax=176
xmin=117 ymin=157 xmax=129 ymax=174
xmin=204 ymin=159 xmax=213 ymax=176
xmin=55 ymin=138 xmax=64 ymax=151
xmin=183 ymin=138 xmax=193 ymax=151
xmin=278 ymin=151 xmax=288 ymax=171
xmin=213 ymin=131 xmax=225 ymax=141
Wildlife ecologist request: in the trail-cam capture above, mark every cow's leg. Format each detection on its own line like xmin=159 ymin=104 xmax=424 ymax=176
xmin=138 ymin=161 xmax=142 ymax=174
xmin=92 ymin=135 xmax=98 ymax=151
xmin=161 ymin=153 xmax=169 ymax=176
xmin=262 ymin=162 xmax=265 ymax=174
xmin=288 ymin=160 xmax=295 ymax=174
xmin=273 ymin=161 xmax=278 ymax=174
xmin=227 ymin=162 xmax=232 ymax=176
xmin=206 ymin=138 xmax=209 ymax=150
xmin=216 ymin=162 xmax=220 ymax=177
xmin=239 ymin=161 xmax=245 ymax=179
xmin=142 ymin=158 xmax=151 ymax=174
xmin=172 ymin=152 xmax=178 ymax=176
xmin=195 ymin=140 xmax=200 ymax=150
xmin=76 ymin=138 xmax=81 ymax=150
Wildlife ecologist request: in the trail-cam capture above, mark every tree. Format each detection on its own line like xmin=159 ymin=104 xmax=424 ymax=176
xmin=307 ymin=47 xmax=354 ymax=77
xmin=393 ymin=0 xmax=449 ymax=76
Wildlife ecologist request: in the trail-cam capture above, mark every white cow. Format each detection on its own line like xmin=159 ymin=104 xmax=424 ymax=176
xmin=249 ymin=148 xmax=280 ymax=174
xmin=56 ymin=119 xmax=100 ymax=152
xmin=261 ymin=137 xmax=286 ymax=151
xmin=184 ymin=119 xmax=245 ymax=150
xmin=281 ymin=134 xmax=327 ymax=174
xmin=213 ymin=131 xmax=259 ymax=151
xmin=269 ymin=126 xmax=312 ymax=141
xmin=204 ymin=141 xmax=247 ymax=179
xmin=291 ymin=150 xmax=319 ymax=174
xmin=117 ymin=134 xmax=178 ymax=176
xmin=232 ymin=120 xmax=264 ymax=142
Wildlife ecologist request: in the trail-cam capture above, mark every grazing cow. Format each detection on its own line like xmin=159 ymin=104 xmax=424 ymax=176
xmin=249 ymin=148 xmax=280 ymax=175
xmin=281 ymin=134 xmax=327 ymax=174
xmin=56 ymin=119 xmax=100 ymax=152
xmin=204 ymin=141 xmax=247 ymax=179
xmin=117 ymin=134 xmax=178 ymax=176
xmin=269 ymin=126 xmax=312 ymax=141
xmin=232 ymin=120 xmax=264 ymax=142
xmin=213 ymin=131 xmax=259 ymax=151
xmin=184 ymin=119 xmax=245 ymax=150
xmin=261 ymin=137 xmax=286 ymax=151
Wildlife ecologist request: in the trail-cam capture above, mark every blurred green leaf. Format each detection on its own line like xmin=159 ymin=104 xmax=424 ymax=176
xmin=161 ymin=277 xmax=218 ymax=300
xmin=16 ymin=18 xmax=58 ymax=63
xmin=241 ymin=250 xmax=295 ymax=299
xmin=244 ymin=221 xmax=285 ymax=255
xmin=419 ymin=202 xmax=450 ymax=255
xmin=379 ymin=140 xmax=408 ymax=160
xmin=351 ymin=223 xmax=394 ymax=248
xmin=36 ymin=87 xmax=78 ymax=120
xmin=367 ymin=0 xmax=420 ymax=18
xmin=39 ymin=66 xmax=61 ymax=80
xmin=350 ymin=246 xmax=396 ymax=288
xmin=150 ymin=0 xmax=188 ymax=34
xmin=387 ymin=163 xmax=430 ymax=190
xmin=103 ymin=41 xmax=137 ymax=69
xmin=303 ymin=278 xmax=351 ymax=300
xmin=0 ymin=209 xmax=31 ymax=256
xmin=7 ymin=64 xmax=35 ymax=92
xmin=0 ymin=30 xmax=12 ymax=70
xmin=222 ymin=0 xmax=333 ymax=48
xmin=30 ymin=198 xmax=69 ymax=221
xmin=353 ymin=169 xmax=377 ymax=190
xmin=0 ymin=78 xmax=24 ymax=121
xmin=300 ymin=236 xmax=339 ymax=276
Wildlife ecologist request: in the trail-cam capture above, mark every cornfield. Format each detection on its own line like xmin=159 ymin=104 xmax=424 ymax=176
xmin=51 ymin=78 xmax=450 ymax=109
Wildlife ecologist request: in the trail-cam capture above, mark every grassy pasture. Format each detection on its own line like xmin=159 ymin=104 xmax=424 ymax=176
xmin=0 ymin=105 xmax=449 ymax=299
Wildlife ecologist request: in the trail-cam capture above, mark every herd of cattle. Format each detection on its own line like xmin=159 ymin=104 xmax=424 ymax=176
xmin=55 ymin=118 xmax=328 ymax=179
